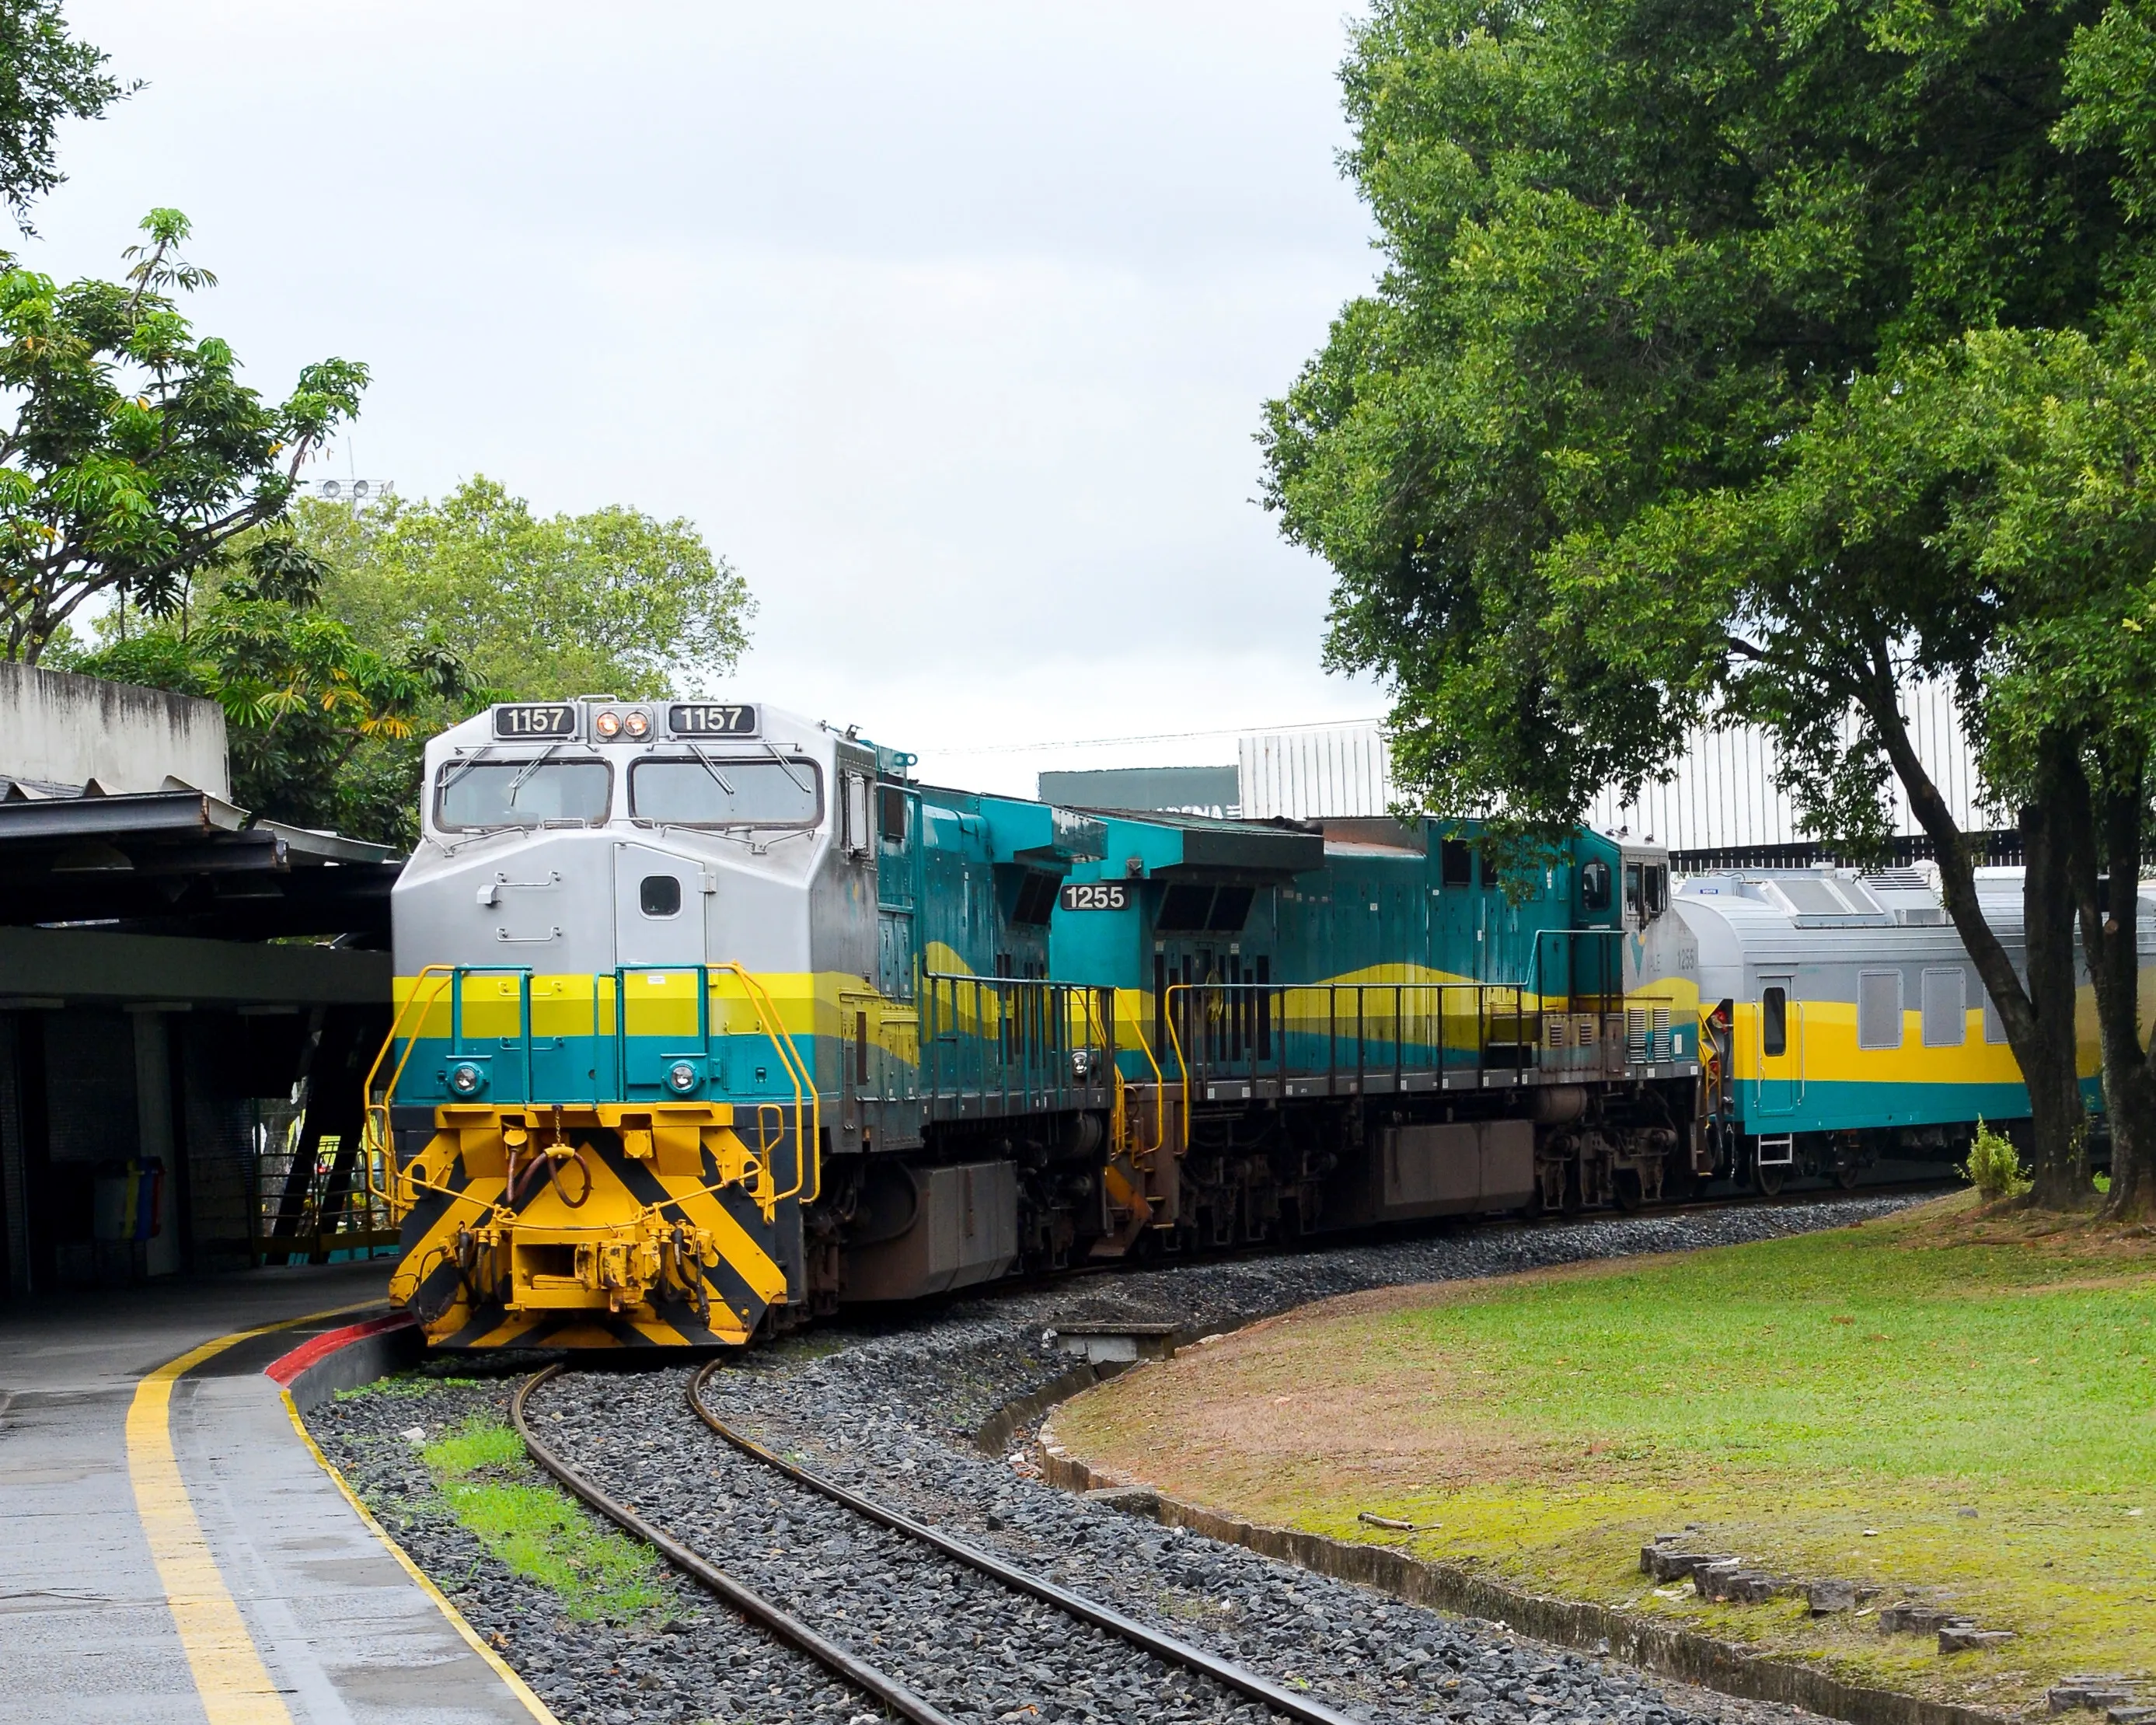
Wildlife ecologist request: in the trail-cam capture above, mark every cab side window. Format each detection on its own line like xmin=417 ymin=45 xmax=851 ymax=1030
xmin=877 ymin=784 xmax=908 ymax=845
xmin=1580 ymin=860 xmax=1612 ymax=913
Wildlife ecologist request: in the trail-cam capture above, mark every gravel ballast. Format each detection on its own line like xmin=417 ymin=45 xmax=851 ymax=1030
xmin=306 ymin=1193 xmax=1924 ymax=1725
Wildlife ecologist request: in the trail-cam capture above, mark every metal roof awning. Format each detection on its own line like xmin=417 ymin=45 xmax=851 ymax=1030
xmin=0 ymin=785 xmax=401 ymax=941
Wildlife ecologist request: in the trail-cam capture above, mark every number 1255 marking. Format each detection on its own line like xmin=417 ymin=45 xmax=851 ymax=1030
xmin=1059 ymin=882 xmax=1131 ymax=913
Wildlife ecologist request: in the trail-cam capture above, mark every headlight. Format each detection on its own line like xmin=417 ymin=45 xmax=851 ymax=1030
xmin=623 ymin=710 xmax=650 ymax=738
xmin=1070 ymin=1049 xmax=1094 ymax=1080
xmin=595 ymin=710 xmax=622 ymax=739
xmin=448 ymin=1060 xmax=485 ymax=1095
xmin=665 ymin=1060 xmax=699 ymax=1094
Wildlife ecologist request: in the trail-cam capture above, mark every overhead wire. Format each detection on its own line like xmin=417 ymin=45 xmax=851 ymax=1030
xmin=914 ymin=714 xmax=1385 ymax=757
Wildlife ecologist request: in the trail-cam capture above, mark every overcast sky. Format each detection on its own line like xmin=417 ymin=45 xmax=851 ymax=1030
xmin=41 ymin=3 xmax=1383 ymax=794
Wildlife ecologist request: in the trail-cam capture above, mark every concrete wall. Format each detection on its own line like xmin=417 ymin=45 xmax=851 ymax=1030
xmin=0 ymin=662 xmax=229 ymax=798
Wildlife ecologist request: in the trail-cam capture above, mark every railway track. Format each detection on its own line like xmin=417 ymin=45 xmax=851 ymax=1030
xmin=511 ymin=1363 xmax=1367 ymax=1725
xmin=321 ymin=1197 xmax=1926 ymax=1723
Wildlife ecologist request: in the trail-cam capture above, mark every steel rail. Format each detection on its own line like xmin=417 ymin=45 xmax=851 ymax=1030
xmin=687 ymin=1360 xmax=1363 ymax=1725
xmin=509 ymin=1364 xmax=963 ymax=1725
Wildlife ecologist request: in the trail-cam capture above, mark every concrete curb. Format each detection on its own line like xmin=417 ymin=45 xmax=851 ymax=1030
xmin=264 ymin=1311 xmax=423 ymax=1411
xmin=972 ymin=1359 xmax=1129 ymax=1458
xmin=1027 ymin=1412 xmax=2012 ymax=1725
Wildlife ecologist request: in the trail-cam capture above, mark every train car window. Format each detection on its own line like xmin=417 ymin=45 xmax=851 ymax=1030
xmin=639 ymin=875 xmax=682 ymax=917
xmin=1922 ymin=967 xmax=1966 ymax=1046
xmin=877 ymin=784 xmax=908 ymax=844
xmin=630 ymin=757 xmax=821 ymax=826
xmin=1207 ymin=885 xmax=1255 ymax=931
xmin=1440 ymin=839 xmax=1471 ymax=887
xmin=1579 ymin=859 xmax=1612 ymax=912
xmin=1643 ymin=864 xmax=1668 ymax=917
xmin=1624 ymin=863 xmax=1644 ymax=917
xmin=1858 ymin=969 xmax=1903 ymax=1049
xmin=1761 ymin=986 xmax=1787 ymax=1056
xmin=1983 ymin=990 xmax=2007 ymax=1043
xmin=436 ymin=758 xmax=611 ymax=829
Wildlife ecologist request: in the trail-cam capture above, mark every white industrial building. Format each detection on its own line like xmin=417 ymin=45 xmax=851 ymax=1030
xmin=1228 ymin=686 xmax=1992 ymax=855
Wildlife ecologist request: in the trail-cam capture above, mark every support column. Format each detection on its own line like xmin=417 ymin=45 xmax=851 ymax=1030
xmin=0 ymin=1014 xmax=26 ymax=1297
xmin=130 ymin=1007 xmax=184 ymax=1278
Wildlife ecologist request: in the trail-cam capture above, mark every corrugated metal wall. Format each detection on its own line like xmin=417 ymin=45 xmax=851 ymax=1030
xmin=1239 ymin=725 xmax=1394 ymax=819
xmin=1237 ymin=686 xmax=1990 ymax=844
xmin=1583 ymin=683 xmax=1989 ymax=848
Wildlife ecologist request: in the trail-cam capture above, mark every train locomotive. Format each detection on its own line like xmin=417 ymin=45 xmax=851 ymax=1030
xmin=368 ymin=697 xmax=2135 ymax=1349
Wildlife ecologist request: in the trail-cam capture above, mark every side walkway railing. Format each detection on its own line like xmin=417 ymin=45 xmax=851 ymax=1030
xmin=362 ymin=958 xmax=1679 ymax=1204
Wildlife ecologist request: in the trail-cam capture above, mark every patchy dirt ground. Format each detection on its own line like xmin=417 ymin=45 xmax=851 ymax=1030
xmin=1048 ymin=1196 xmax=2156 ymax=1716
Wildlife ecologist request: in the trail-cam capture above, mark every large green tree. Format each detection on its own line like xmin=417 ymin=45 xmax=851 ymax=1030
xmin=291 ymin=476 xmax=752 ymax=701
xmin=0 ymin=0 xmax=132 ymax=229
xmin=64 ymin=546 xmax=480 ymax=847
xmin=1263 ymin=0 xmax=2155 ymax=1208
xmin=0 ymin=208 xmax=366 ymax=661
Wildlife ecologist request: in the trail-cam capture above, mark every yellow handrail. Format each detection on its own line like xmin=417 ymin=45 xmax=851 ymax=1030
xmin=1121 ymin=1004 xmax=1167 ymax=1165
xmin=1162 ymin=982 xmax=1198 ymax=1161
xmin=360 ymin=964 xmax=457 ymax=1216
xmin=710 ymin=962 xmax=821 ymax=1210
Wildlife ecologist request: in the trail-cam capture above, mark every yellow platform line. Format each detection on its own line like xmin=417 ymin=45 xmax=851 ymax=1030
xmin=127 ymin=1302 xmax=560 ymax=1725
xmin=279 ymin=1389 xmax=560 ymax=1724
xmin=126 ymin=1307 xmax=369 ymax=1725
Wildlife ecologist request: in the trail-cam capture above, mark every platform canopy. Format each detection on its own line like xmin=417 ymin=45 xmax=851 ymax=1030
xmin=0 ymin=780 xmax=399 ymax=942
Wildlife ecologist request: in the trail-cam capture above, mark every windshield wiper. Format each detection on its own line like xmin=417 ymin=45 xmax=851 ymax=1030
xmin=761 ymin=742 xmax=811 ymax=795
xmin=439 ymin=743 xmax=501 ymax=793
xmin=505 ymin=743 xmax=561 ymax=805
xmin=689 ymin=745 xmax=737 ymax=798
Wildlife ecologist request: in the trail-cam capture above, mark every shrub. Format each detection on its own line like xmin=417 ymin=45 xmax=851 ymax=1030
xmin=1962 ymin=1118 xmax=2032 ymax=1202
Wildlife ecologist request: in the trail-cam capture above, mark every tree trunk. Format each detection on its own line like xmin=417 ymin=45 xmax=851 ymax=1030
xmin=2016 ymin=775 xmax=2091 ymax=1206
xmin=2084 ymin=764 xmax=2156 ymax=1221
xmin=1868 ymin=680 xmax=2088 ymax=1205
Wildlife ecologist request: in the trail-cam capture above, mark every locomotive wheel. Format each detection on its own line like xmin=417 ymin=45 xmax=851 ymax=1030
xmin=1836 ymin=1160 xmax=1862 ymax=1190
xmin=1613 ymin=1167 xmax=1644 ymax=1211
xmin=1757 ymin=1163 xmax=1787 ymax=1196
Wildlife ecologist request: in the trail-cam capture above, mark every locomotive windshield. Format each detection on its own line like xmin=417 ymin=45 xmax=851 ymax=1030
xmin=436 ymin=757 xmax=612 ymax=829
xmin=630 ymin=756 xmax=822 ymax=827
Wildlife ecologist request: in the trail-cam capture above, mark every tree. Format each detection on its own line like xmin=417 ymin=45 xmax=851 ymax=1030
xmin=0 ymin=0 xmax=133 ymax=229
xmin=0 ymin=208 xmax=367 ymax=662
xmin=1924 ymin=332 xmax=2156 ymax=1217
xmin=1261 ymin=0 xmax=2152 ymax=1206
xmin=292 ymin=476 xmax=752 ymax=701
xmin=65 ymin=544 xmax=480 ymax=848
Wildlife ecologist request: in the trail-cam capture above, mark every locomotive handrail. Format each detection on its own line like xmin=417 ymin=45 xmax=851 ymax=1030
xmin=710 ymin=962 xmax=821 ymax=1211
xmin=918 ymin=970 xmax=1114 ymax=1119
xmin=448 ymin=965 xmax=539 ymax=1101
xmin=1121 ymin=1002 xmax=1167 ymax=1163
xmin=611 ymin=963 xmax=710 ymax=1105
xmin=1157 ymin=976 xmax=1586 ymax=1105
xmin=361 ymin=963 xmax=458 ymax=1216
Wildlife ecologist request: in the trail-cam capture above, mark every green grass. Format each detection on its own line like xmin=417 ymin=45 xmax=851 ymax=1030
xmin=334 ymin=1371 xmax=480 ymax=1402
xmin=1390 ymin=1217 xmax=2154 ymax=1492
xmin=1053 ymin=1196 xmax=2156 ymax=1712
xmin=420 ymin=1412 xmax=662 ymax=1622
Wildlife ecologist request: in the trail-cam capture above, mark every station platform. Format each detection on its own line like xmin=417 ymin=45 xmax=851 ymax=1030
xmin=0 ymin=1266 xmax=553 ymax=1725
